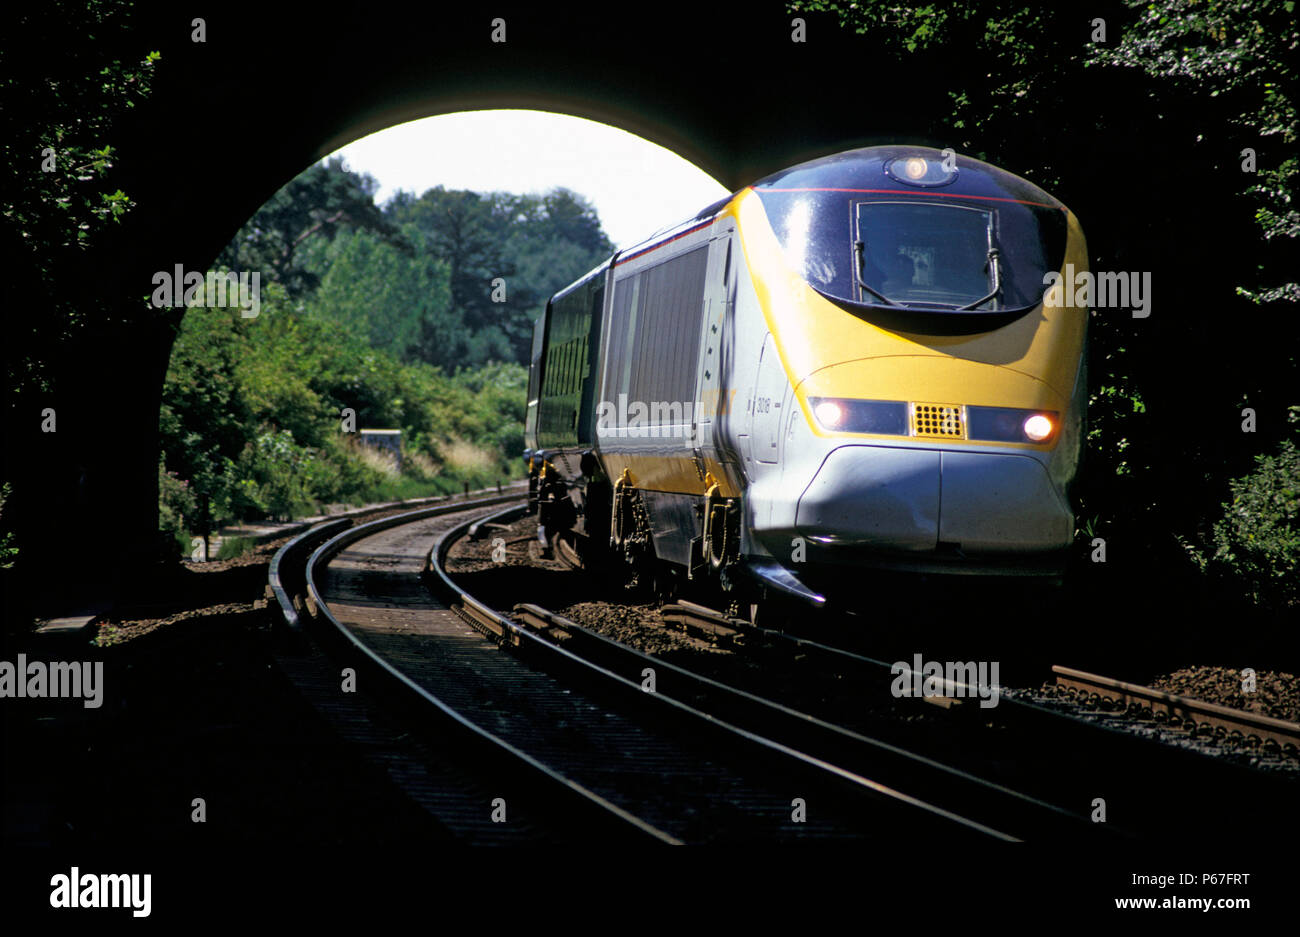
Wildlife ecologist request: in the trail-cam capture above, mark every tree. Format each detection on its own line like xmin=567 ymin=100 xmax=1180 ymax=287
xmin=219 ymin=156 xmax=408 ymax=296
xmin=399 ymin=186 xmax=616 ymax=364
xmin=312 ymin=226 xmax=461 ymax=364
xmin=1087 ymin=0 xmax=1298 ymax=305
xmin=504 ymin=188 xmax=614 ymax=256
xmin=390 ymin=187 xmax=510 ymax=325
xmin=790 ymin=0 xmax=1297 ymax=303
xmin=158 ymin=304 xmax=251 ymax=540
xmin=790 ymin=0 xmax=1299 ymax=571
xmin=0 ymin=1 xmax=158 ymax=397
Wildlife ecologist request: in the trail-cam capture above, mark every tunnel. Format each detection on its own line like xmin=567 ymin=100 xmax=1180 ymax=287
xmin=3 ymin=1 xmax=961 ymax=618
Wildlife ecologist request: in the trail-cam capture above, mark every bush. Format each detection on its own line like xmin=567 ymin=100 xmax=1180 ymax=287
xmin=0 ymin=482 xmax=18 ymax=570
xmin=1187 ymin=407 xmax=1300 ymax=610
xmin=157 ymin=461 xmax=198 ymax=554
xmin=230 ymin=428 xmax=338 ymax=521
xmin=216 ymin=536 xmax=256 ymax=560
xmin=160 ymin=288 xmax=526 ymax=528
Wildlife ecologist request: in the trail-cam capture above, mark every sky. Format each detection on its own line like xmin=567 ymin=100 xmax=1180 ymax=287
xmin=328 ymin=110 xmax=732 ymax=250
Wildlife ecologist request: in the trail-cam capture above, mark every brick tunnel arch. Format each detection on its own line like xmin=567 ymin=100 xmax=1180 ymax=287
xmin=10 ymin=2 xmax=953 ymax=615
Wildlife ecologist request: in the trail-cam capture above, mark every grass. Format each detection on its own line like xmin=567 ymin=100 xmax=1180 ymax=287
xmin=404 ymin=448 xmax=441 ymax=479
xmin=163 ymin=447 xmax=517 ymax=564
xmin=354 ymin=442 xmax=402 ymax=478
xmin=362 ymin=475 xmax=448 ymax=503
xmin=216 ymin=535 xmax=257 ymax=560
xmin=441 ymin=437 xmax=496 ymax=475
xmin=95 ymin=623 xmax=127 ymax=647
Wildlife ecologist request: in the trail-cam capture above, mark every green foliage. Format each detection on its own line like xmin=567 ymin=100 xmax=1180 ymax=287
xmin=156 ymin=116 xmax=611 ymax=541
xmin=792 ymin=0 xmax=1300 ymax=600
xmin=1086 ymin=0 xmax=1299 ymax=304
xmin=389 ymin=186 xmax=613 ymax=366
xmin=387 ymin=186 xmax=520 ymax=364
xmin=223 ymin=165 xmax=613 ymax=372
xmin=1 ymin=1 xmax=159 ymax=397
xmin=0 ymin=482 xmax=18 ymax=570
xmin=449 ymin=361 xmax=529 ymax=459
xmin=219 ymin=156 xmax=407 ymax=296
xmin=159 ymin=283 xmax=527 ymax=530
xmin=230 ymin=429 xmax=338 ymax=521
xmin=1186 ymin=408 xmax=1300 ymax=609
xmin=312 ymin=227 xmax=455 ymax=361
xmin=0 ymin=6 xmax=157 ymax=256
xmin=216 ymin=537 xmax=257 ymax=561
xmin=157 ymin=461 xmax=198 ymax=550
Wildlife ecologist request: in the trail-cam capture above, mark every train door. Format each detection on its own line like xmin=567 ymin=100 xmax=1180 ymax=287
xmin=691 ymin=230 xmax=737 ymax=481
xmin=524 ymin=309 xmax=547 ymax=454
xmin=750 ymin=334 xmax=785 ymax=464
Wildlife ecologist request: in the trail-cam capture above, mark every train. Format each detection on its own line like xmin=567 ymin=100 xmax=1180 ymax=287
xmin=523 ymin=145 xmax=1087 ymax=614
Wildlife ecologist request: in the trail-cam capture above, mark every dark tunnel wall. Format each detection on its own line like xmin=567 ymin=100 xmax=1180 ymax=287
xmin=3 ymin=1 xmax=962 ymax=615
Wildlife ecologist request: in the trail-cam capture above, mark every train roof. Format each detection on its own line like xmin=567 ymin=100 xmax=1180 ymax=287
xmin=550 ymin=255 xmax=612 ymax=304
xmin=611 ymin=145 xmax=1066 ymax=270
xmin=613 ymin=194 xmax=734 ymax=262
xmin=750 ymin=145 xmax=1066 ymax=212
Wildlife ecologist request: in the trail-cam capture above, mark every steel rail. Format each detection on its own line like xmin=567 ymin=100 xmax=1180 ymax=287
xmin=300 ymin=495 xmax=681 ymax=843
xmin=427 ymin=515 xmax=1026 ymax=841
xmin=1052 ymin=665 xmax=1300 ymax=752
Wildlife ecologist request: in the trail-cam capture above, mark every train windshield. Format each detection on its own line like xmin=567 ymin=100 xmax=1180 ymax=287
xmin=756 ymin=189 xmax=1066 ymax=314
xmin=855 ymin=202 xmax=995 ymax=308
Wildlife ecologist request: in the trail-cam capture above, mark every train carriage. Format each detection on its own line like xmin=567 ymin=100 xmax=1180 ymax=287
xmin=525 ymin=145 xmax=1088 ymax=610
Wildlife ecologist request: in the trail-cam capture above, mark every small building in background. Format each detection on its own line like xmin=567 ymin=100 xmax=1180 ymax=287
xmin=359 ymin=428 xmax=402 ymax=472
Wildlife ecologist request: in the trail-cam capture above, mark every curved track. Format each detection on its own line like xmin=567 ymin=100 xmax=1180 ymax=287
xmin=433 ymin=505 xmax=1300 ymax=840
xmin=427 ymin=506 xmax=1102 ymax=841
xmin=270 ymin=497 xmax=1299 ymax=842
xmin=271 ymin=499 xmax=1031 ymax=841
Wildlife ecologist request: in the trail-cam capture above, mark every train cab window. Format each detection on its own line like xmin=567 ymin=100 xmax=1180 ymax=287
xmin=855 ymin=202 xmax=996 ymax=309
xmin=755 ymin=183 xmax=1066 ymax=317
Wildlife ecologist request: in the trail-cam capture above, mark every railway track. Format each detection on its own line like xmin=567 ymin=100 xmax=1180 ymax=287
xmin=442 ymin=511 xmax=1300 ymax=839
xmin=431 ymin=504 xmax=1116 ymax=842
xmin=656 ymin=596 xmax=1300 ymax=827
xmin=270 ymin=497 xmax=1298 ymax=842
xmin=269 ymin=491 xmax=608 ymax=844
xmin=496 ymin=601 xmax=1096 ymax=838
xmin=272 ymin=497 xmax=1038 ymax=842
xmin=1049 ymin=665 xmax=1300 ymax=754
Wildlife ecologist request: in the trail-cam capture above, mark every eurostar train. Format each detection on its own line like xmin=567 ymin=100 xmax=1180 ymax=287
xmin=524 ymin=145 xmax=1087 ymax=610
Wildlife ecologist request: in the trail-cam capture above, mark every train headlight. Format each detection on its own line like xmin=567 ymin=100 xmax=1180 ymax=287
xmin=808 ymin=398 xmax=910 ymax=435
xmin=813 ymin=400 xmax=844 ymax=428
xmin=966 ymin=406 xmax=1061 ymax=444
xmin=884 ymin=155 xmax=957 ymax=187
xmin=1023 ymin=414 xmax=1054 ymax=442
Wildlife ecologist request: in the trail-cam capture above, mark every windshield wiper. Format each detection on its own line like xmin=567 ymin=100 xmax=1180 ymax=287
xmin=960 ymin=217 xmax=1002 ymax=310
xmin=853 ymin=240 xmax=904 ymax=307
xmin=959 ymin=248 xmax=1001 ymax=310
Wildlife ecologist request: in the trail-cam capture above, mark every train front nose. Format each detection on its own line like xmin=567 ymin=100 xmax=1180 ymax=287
xmin=796 ymin=446 xmax=940 ymax=550
xmin=936 ymin=450 xmax=1071 ymax=551
xmin=795 ymin=445 xmax=1072 ymax=554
